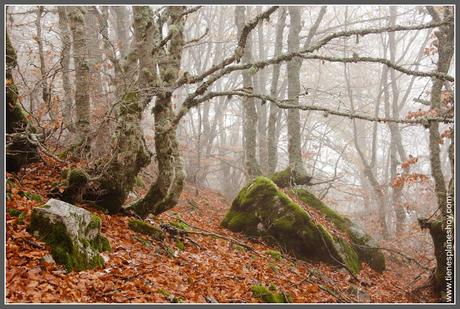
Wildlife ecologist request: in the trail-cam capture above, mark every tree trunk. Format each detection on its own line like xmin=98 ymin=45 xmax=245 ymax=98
xmin=112 ymin=6 xmax=130 ymax=60
xmin=57 ymin=7 xmax=73 ymax=131
xmin=128 ymin=6 xmax=187 ymax=218
xmin=68 ymin=7 xmax=92 ymax=155
xmin=235 ymin=6 xmax=261 ymax=179
xmin=6 ymin=31 xmax=39 ymax=172
xmin=422 ymin=6 xmax=454 ymax=298
xmin=84 ymin=6 xmax=158 ymax=213
xmin=85 ymin=7 xmax=106 ymax=110
xmin=35 ymin=6 xmax=51 ymax=118
xmin=267 ymin=8 xmax=286 ymax=174
xmin=255 ymin=8 xmax=268 ymax=174
xmin=286 ymin=7 xmax=308 ymax=177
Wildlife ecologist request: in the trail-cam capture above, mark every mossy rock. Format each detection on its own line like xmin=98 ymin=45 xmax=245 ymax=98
xmin=293 ymin=188 xmax=385 ymax=272
xmin=27 ymin=199 xmax=111 ymax=272
xmin=251 ymin=284 xmax=291 ymax=303
xmin=221 ymin=177 xmax=360 ymax=274
xmin=128 ymin=219 xmax=165 ymax=241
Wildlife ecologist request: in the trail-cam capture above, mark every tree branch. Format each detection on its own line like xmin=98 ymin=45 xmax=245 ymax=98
xmin=303 ymin=55 xmax=454 ymax=81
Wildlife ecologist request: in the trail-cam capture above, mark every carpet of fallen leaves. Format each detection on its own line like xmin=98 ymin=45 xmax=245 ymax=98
xmin=6 ymin=159 xmax=440 ymax=303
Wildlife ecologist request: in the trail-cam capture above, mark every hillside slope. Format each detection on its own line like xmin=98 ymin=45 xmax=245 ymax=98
xmin=6 ymin=159 xmax=437 ymax=303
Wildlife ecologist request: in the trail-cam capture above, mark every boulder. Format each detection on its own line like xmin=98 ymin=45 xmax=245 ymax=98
xmin=293 ymin=189 xmax=385 ymax=272
xmin=27 ymin=199 xmax=111 ymax=271
xmin=221 ymin=177 xmax=360 ymax=274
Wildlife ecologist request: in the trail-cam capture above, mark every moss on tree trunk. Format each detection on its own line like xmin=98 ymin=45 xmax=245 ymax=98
xmin=6 ymin=31 xmax=39 ymax=173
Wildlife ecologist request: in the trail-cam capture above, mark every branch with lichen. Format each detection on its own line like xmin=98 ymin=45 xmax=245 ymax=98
xmin=171 ymin=91 xmax=453 ymax=130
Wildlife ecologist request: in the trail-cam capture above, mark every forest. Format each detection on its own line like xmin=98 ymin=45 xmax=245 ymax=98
xmin=5 ymin=4 xmax=455 ymax=304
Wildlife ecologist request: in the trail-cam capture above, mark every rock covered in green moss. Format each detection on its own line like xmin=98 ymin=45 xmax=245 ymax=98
xmin=128 ymin=219 xmax=165 ymax=241
xmin=293 ymin=188 xmax=385 ymax=272
xmin=221 ymin=177 xmax=360 ymax=274
xmin=27 ymin=199 xmax=111 ymax=272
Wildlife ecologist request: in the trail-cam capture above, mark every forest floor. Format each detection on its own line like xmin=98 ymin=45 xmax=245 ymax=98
xmin=6 ymin=158 xmax=439 ymax=303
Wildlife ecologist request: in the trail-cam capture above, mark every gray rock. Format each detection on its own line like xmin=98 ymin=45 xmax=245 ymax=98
xmin=27 ymin=199 xmax=111 ymax=271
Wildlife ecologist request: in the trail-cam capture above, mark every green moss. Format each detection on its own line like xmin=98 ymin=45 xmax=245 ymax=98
xmin=270 ymin=168 xmax=311 ymax=188
xmin=176 ymin=240 xmax=185 ymax=251
xmin=294 ymin=188 xmax=385 ymax=273
xmin=336 ymin=238 xmax=360 ymax=274
xmin=87 ymin=214 xmax=102 ymax=230
xmin=134 ymin=175 xmax=144 ymax=188
xmin=19 ymin=191 xmax=42 ymax=202
xmin=251 ymin=284 xmax=291 ymax=303
xmin=128 ymin=219 xmax=165 ymax=241
xmin=67 ymin=168 xmax=89 ymax=186
xmin=294 ymin=189 xmax=352 ymax=231
xmin=61 ymin=168 xmax=70 ymax=179
xmin=7 ymin=208 xmax=23 ymax=217
xmin=265 ymin=250 xmax=282 ymax=261
xmin=316 ymin=224 xmax=360 ymax=274
xmin=170 ymin=220 xmax=189 ymax=231
xmin=27 ymin=210 xmax=110 ymax=272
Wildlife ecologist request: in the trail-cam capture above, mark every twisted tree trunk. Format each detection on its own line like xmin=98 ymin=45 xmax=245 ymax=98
xmin=128 ymin=6 xmax=187 ymax=218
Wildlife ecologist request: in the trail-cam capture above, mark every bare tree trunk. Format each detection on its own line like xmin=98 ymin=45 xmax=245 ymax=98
xmin=85 ymin=7 xmax=106 ymax=110
xmin=267 ymin=8 xmax=286 ymax=174
xmin=129 ymin=6 xmax=187 ymax=218
xmin=58 ymin=7 xmax=73 ymax=131
xmin=286 ymin=7 xmax=307 ymax=177
xmin=68 ymin=7 xmax=92 ymax=154
xmin=112 ymin=6 xmax=130 ymax=59
xmin=235 ymin=6 xmax=261 ymax=179
xmin=35 ymin=6 xmax=51 ymax=118
xmin=255 ymin=7 xmax=268 ymax=174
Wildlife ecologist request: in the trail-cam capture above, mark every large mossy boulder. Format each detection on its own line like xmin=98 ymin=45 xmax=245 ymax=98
xmin=27 ymin=199 xmax=111 ymax=271
xmin=293 ymin=189 xmax=385 ymax=272
xmin=221 ymin=177 xmax=360 ymax=274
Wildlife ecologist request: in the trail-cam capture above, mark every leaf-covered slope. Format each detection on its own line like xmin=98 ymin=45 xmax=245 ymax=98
xmin=6 ymin=159 xmax=436 ymax=303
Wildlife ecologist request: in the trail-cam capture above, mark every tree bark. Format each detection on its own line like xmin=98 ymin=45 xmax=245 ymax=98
xmin=128 ymin=6 xmax=187 ymax=218
xmin=84 ymin=6 xmax=156 ymax=213
xmin=35 ymin=6 xmax=51 ymax=117
xmin=85 ymin=7 xmax=106 ymax=111
xmin=422 ymin=6 xmax=454 ymax=297
xmin=286 ymin=7 xmax=308 ymax=177
xmin=68 ymin=7 xmax=92 ymax=154
xmin=6 ymin=31 xmax=39 ymax=172
xmin=267 ymin=8 xmax=286 ymax=174
xmin=57 ymin=7 xmax=73 ymax=131
xmin=235 ymin=6 xmax=262 ymax=179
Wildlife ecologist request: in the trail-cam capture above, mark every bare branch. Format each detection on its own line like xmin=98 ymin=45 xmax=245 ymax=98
xmin=176 ymin=91 xmax=453 ymax=128
xmin=301 ymin=55 xmax=454 ymax=82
